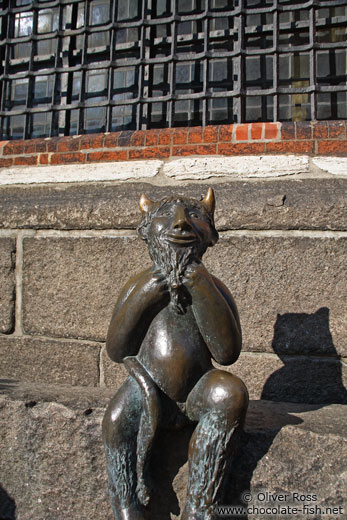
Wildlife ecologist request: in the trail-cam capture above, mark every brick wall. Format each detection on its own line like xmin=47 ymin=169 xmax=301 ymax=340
xmin=0 ymin=121 xmax=347 ymax=169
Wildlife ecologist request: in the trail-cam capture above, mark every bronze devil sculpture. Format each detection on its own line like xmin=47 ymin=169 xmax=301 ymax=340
xmin=103 ymin=188 xmax=248 ymax=520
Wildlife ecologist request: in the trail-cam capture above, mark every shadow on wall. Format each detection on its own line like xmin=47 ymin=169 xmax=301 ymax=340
xmin=227 ymin=307 xmax=346 ymax=516
xmin=262 ymin=307 xmax=347 ymax=404
xmin=0 ymin=485 xmax=16 ymax=520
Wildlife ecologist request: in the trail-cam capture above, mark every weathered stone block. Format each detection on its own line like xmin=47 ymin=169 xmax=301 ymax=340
xmin=0 ymin=382 xmax=345 ymax=520
xmin=0 ymin=160 xmax=162 ymax=185
xmin=0 ymin=336 xmax=100 ymax=387
xmin=0 ymin=237 xmax=15 ymax=333
xmin=204 ymin=235 xmax=347 ymax=357
xmin=0 ymin=383 xmax=113 ymax=520
xmin=0 ymin=179 xmax=346 ymax=230
xmin=102 ymin=346 xmax=128 ymax=389
xmin=23 ymin=234 xmax=346 ymax=361
xmin=22 ymin=236 xmax=150 ymax=341
xmin=163 ymin=155 xmax=309 ymax=179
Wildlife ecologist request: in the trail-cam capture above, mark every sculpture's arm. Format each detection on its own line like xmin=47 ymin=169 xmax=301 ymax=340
xmin=184 ymin=262 xmax=242 ymax=365
xmin=106 ymin=267 xmax=169 ymax=363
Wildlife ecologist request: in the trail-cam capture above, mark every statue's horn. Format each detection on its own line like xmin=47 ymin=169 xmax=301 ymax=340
xmin=139 ymin=193 xmax=154 ymax=214
xmin=202 ymin=187 xmax=215 ymax=215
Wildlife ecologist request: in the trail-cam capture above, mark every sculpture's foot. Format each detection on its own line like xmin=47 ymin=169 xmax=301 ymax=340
xmin=116 ymin=505 xmax=147 ymax=520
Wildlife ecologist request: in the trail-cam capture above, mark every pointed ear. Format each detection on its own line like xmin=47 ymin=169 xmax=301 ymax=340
xmin=139 ymin=193 xmax=154 ymax=214
xmin=202 ymin=187 xmax=215 ymax=215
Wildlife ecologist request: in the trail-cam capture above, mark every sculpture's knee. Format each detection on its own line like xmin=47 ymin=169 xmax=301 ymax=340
xmin=186 ymin=369 xmax=248 ymax=426
xmin=102 ymin=377 xmax=142 ymax=447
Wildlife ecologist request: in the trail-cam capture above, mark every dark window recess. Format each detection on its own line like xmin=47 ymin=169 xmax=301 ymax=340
xmin=0 ymin=0 xmax=346 ymax=139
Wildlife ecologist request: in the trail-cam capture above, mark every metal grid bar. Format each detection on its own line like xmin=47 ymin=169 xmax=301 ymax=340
xmin=0 ymin=0 xmax=346 ymax=139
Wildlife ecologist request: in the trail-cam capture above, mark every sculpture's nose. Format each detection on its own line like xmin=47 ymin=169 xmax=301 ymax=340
xmin=172 ymin=206 xmax=191 ymax=231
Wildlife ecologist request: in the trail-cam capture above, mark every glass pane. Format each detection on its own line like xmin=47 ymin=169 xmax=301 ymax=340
xmin=38 ymin=9 xmax=59 ymax=33
xmin=15 ymin=12 xmax=32 ymax=36
xmin=91 ymin=3 xmax=109 ymax=25
xmin=32 ymin=112 xmax=52 ymax=137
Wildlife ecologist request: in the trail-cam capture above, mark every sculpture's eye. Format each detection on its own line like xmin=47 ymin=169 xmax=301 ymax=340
xmin=189 ymin=210 xmax=203 ymax=219
xmin=159 ymin=209 xmax=172 ymax=217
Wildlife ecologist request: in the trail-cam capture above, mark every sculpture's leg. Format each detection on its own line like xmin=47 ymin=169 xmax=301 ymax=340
xmin=102 ymin=377 xmax=146 ymax=520
xmin=182 ymin=369 xmax=248 ymax=520
xmin=123 ymin=357 xmax=161 ymax=507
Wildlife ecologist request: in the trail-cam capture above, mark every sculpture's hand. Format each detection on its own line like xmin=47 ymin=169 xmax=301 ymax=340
xmin=140 ymin=267 xmax=169 ymax=306
xmin=183 ymin=261 xmax=242 ymax=365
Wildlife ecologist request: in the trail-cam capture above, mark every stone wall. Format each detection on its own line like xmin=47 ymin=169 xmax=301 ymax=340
xmin=0 ymin=163 xmax=346 ymax=402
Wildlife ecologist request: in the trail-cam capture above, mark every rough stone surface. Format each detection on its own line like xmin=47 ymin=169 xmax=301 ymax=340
xmin=163 ymin=155 xmax=310 ymax=179
xmin=0 ymin=382 xmax=345 ymax=520
xmin=0 ymin=237 xmax=15 ymax=333
xmin=313 ymin=157 xmax=347 ymax=177
xmin=102 ymin=347 xmax=128 ymax=389
xmin=0 ymin=160 xmax=162 ymax=185
xmin=204 ymin=235 xmax=347 ymax=358
xmin=0 ymin=382 xmax=113 ymax=520
xmin=0 ymin=336 xmax=100 ymax=387
xmin=22 ymin=234 xmax=346 ymax=357
xmin=22 ymin=236 xmax=150 ymax=341
xmin=0 ymin=179 xmax=346 ymax=231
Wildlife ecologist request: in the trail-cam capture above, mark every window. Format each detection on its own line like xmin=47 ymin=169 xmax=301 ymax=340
xmin=0 ymin=0 xmax=346 ymax=139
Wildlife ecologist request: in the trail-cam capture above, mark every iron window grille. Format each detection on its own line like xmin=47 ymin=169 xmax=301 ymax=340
xmin=0 ymin=0 xmax=346 ymax=139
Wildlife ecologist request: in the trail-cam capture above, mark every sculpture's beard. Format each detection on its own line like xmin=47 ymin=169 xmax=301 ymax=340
xmin=147 ymin=234 xmax=202 ymax=314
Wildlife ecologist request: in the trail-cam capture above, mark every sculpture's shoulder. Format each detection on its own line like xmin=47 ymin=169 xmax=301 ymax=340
xmin=211 ymin=274 xmax=240 ymax=325
xmin=117 ymin=266 xmax=153 ymax=301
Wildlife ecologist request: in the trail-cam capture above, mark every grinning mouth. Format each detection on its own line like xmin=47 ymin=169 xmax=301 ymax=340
xmin=165 ymin=233 xmax=197 ymax=245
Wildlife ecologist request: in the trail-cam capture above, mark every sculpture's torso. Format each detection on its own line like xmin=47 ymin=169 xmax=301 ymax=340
xmin=138 ymin=302 xmax=213 ymax=402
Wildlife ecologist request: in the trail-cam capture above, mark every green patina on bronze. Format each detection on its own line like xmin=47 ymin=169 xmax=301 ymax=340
xmin=102 ymin=188 xmax=248 ymax=520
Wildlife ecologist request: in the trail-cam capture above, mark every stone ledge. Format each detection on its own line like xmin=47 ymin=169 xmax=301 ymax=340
xmin=0 ymin=178 xmax=346 ymax=230
xmin=0 ymin=336 xmax=101 ymax=387
xmin=163 ymin=155 xmax=310 ymax=179
xmin=0 ymin=381 xmax=345 ymax=520
xmin=0 ymin=160 xmax=162 ymax=185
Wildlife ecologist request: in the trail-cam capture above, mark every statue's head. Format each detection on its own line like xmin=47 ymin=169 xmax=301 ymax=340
xmin=137 ymin=189 xmax=218 ymax=310
xmin=137 ymin=187 xmax=218 ymax=257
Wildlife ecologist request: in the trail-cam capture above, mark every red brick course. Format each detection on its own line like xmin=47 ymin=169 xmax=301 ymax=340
xmin=87 ymin=150 xmax=128 ymax=162
xmin=318 ymin=140 xmax=347 ymax=155
xmin=296 ymin=122 xmax=312 ymax=140
xmin=51 ymin=152 xmax=86 ymax=165
xmin=14 ymin=156 xmax=38 ymax=166
xmin=172 ymin=128 xmax=188 ymax=145
xmin=266 ymin=141 xmax=314 ymax=154
xmin=172 ymin=144 xmax=217 ymax=156
xmin=0 ymin=121 xmax=345 ymax=169
xmin=251 ymin=123 xmax=263 ymax=140
xmin=235 ymin=124 xmax=249 ymax=141
xmin=39 ymin=154 xmax=49 ymax=165
xmin=218 ymin=142 xmax=265 ymax=155
xmin=128 ymin=147 xmax=170 ymax=160
xmin=0 ymin=158 xmax=13 ymax=167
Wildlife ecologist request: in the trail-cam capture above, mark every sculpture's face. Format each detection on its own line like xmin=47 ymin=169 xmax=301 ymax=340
xmin=147 ymin=199 xmax=216 ymax=255
xmin=137 ymin=189 xmax=218 ymax=309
